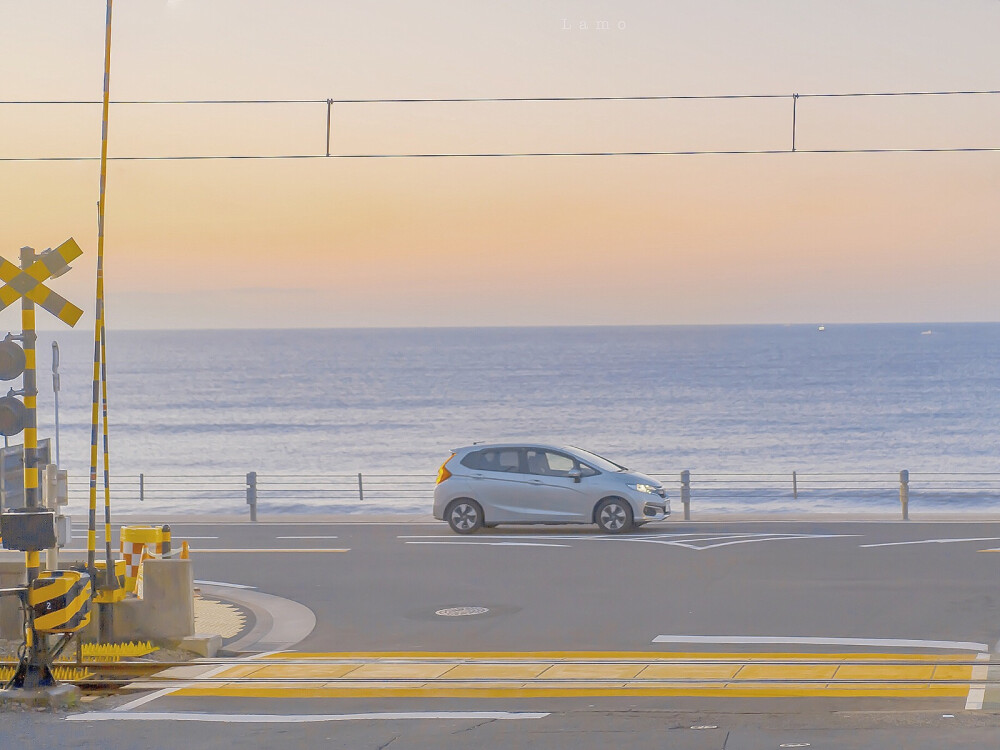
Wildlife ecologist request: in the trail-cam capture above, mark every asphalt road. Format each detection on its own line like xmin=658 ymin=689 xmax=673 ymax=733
xmin=4 ymin=516 xmax=999 ymax=748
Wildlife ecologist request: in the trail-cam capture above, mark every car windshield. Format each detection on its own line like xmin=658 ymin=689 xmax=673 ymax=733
xmin=565 ymin=446 xmax=628 ymax=472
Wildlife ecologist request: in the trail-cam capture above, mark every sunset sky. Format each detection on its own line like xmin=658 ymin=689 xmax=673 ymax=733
xmin=2 ymin=1 xmax=998 ymax=329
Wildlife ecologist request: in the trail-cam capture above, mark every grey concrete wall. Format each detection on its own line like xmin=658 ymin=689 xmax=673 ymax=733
xmin=0 ymin=560 xmax=26 ymax=639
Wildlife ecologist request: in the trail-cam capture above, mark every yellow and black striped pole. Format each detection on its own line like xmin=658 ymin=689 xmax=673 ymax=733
xmin=88 ymin=0 xmax=119 ymax=639
xmin=18 ymin=244 xmax=51 ymax=683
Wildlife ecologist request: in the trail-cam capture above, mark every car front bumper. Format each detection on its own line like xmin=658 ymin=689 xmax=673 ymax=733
xmin=636 ymin=497 xmax=670 ymax=521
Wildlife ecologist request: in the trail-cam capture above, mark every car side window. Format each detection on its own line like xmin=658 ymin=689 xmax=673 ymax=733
xmin=495 ymin=449 xmax=523 ymax=473
xmin=525 ymin=450 xmax=598 ymax=478
xmin=461 ymin=449 xmax=524 ymax=473
xmin=460 ymin=451 xmax=485 ymax=470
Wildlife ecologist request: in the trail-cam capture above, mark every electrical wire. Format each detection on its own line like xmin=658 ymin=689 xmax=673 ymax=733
xmin=3 ymin=88 xmax=998 ymax=161
xmin=2 ymin=88 xmax=999 ymax=105
xmin=2 ymin=148 xmax=999 ymax=162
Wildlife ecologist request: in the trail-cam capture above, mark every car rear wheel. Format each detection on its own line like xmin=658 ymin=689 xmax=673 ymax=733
xmin=446 ymin=499 xmax=483 ymax=534
xmin=595 ymin=498 xmax=633 ymax=534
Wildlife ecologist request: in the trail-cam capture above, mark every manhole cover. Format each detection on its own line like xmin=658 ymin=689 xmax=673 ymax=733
xmin=435 ymin=606 xmax=490 ymax=617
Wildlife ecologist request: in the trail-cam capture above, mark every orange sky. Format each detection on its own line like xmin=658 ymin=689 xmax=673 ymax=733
xmin=2 ymin=1 xmax=998 ymax=329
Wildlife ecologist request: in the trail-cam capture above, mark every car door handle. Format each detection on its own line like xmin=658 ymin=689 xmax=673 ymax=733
xmin=530 ymin=479 xmax=543 ymax=484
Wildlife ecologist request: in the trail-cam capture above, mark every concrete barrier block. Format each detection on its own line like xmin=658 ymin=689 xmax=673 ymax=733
xmin=111 ymin=558 xmax=195 ymax=642
xmin=174 ymin=633 xmax=222 ymax=658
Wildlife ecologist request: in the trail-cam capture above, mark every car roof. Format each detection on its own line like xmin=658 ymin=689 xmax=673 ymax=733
xmin=452 ymin=442 xmax=574 ymax=454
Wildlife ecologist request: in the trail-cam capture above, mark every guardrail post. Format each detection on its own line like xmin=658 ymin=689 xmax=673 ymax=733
xmin=139 ymin=472 xmax=144 ymax=503
xmin=357 ymin=472 xmax=364 ymax=503
xmin=246 ymin=471 xmax=258 ymax=522
xmin=899 ymin=469 xmax=909 ymax=520
xmin=680 ymin=470 xmax=691 ymax=520
xmin=792 ymin=471 xmax=798 ymax=500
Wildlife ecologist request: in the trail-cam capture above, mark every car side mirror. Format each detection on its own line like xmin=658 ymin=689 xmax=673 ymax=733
xmin=567 ymin=468 xmax=582 ymax=483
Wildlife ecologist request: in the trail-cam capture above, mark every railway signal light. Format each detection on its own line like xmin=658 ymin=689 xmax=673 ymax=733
xmin=0 ymin=337 xmax=25 ymax=380
xmin=0 ymin=335 xmax=27 ymax=435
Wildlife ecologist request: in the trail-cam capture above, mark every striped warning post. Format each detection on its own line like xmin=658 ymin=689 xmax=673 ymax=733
xmin=28 ymin=570 xmax=92 ymax=634
xmin=120 ymin=525 xmax=166 ymax=593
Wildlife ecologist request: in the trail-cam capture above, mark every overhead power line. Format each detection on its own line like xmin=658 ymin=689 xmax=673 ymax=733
xmin=2 ymin=88 xmax=998 ymax=161
xmin=3 ymin=88 xmax=1000 ymax=105
xmin=4 ymin=148 xmax=1000 ymax=163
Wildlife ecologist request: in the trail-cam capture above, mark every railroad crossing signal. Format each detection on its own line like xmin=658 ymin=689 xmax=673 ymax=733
xmin=0 ymin=237 xmax=84 ymax=691
xmin=0 ymin=238 xmax=84 ymax=326
xmin=0 ymin=239 xmax=83 ymax=439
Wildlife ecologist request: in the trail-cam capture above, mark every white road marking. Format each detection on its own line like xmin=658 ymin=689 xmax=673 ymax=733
xmin=628 ymin=533 xmax=860 ymax=550
xmin=652 ymin=635 xmax=991 ymax=651
xmin=276 ymin=536 xmax=339 ymax=540
xmin=194 ymin=579 xmax=257 ymax=590
xmin=860 ymin=537 xmax=1000 ymax=548
xmin=70 ymin=711 xmax=550 ymax=723
xmin=398 ymin=532 xmax=859 ymax=551
xmin=965 ymin=653 xmax=990 ymax=710
xmin=61 ymin=548 xmax=348 ymax=554
xmin=405 ymin=541 xmax=572 ymax=548
xmin=398 ymin=534 xmax=596 ymax=540
xmin=182 ymin=548 xmax=350 ymax=553
xmin=68 ymin=531 xmax=219 ymax=541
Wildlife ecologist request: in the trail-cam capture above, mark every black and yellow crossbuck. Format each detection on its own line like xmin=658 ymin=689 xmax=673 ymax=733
xmin=0 ymin=238 xmax=84 ymax=326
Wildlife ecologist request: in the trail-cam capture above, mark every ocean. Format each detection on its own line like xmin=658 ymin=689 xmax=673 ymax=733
xmin=19 ymin=323 xmax=1000 ymax=516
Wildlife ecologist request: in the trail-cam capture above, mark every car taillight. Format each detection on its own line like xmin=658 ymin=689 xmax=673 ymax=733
xmin=436 ymin=455 xmax=454 ymax=484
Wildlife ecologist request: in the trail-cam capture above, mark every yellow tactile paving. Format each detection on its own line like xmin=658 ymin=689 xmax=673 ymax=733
xmin=538 ymin=663 xmax=645 ymax=680
xmin=737 ymin=664 xmax=839 ymax=680
xmin=345 ymin=662 xmax=455 ymax=680
xmin=193 ymin=594 xmax=246 ymax=639
xmin=214 ymin=664 xmax=265 ymax=679
xmin=932 ymin=664 xmax=975 ymax=680
xmin=638 ymin=664 xmax=741 ymax=679
xmin=442 ymin=663 xmax=549 ymax=680
xmin=215 ymin=681 xmax=329 ymax=690
xmin=834 ymin=664 xmax=937 ymax=681
xmin=165 ymin=651 xmax=985 ymax=700
xmin=531 ymin=681 xmax=630 ymax=689
xmin=249 ymin=664 xmax=361 ymax=679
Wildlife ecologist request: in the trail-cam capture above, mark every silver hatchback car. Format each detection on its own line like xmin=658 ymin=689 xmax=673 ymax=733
xmin=433 ymin=443 xmax=669 ymax=534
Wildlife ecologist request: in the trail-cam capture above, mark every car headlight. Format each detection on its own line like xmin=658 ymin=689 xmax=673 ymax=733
xmin=628 ymin=483 xmax=660 ymax=494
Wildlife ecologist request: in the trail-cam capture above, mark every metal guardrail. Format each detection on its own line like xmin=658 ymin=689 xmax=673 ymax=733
xmin=60 ymin=471 xmax=1000 ymax=521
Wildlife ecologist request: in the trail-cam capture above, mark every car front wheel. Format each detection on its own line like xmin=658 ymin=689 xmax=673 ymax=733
xmin=446 ymin=499 xmax=483 ymax=534
xmin=595 ymin=498 xmax=633 ymax=534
